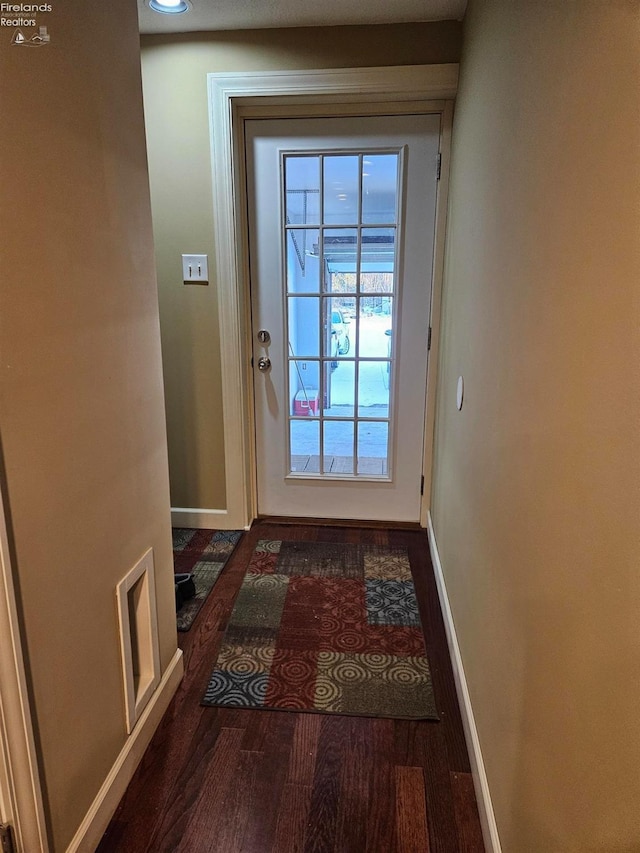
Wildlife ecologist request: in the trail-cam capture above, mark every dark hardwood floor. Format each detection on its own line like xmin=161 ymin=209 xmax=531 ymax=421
xmin=97 ymin=521 xmax=484 ymax=852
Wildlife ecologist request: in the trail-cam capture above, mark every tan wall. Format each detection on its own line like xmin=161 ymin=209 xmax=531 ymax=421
xmin=140 ymin=22 xmax=462 ymax=510
xmin=0 ymin=1 xmax=176 ymax=849
xmin=432 ymin=1 xmax=640 ymax=850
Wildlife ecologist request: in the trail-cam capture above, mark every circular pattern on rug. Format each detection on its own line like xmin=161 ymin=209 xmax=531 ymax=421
xmin=363 ymin=552 xmax=412 ymax=580
xmin=358 ymin=653 xmax=389 ymax=673
xmin=319 ymin=614 xmax=341 ymax=635
xmin=272 ymin=653 xmax=315 ymax=685
xmin=247 ymin=573 xmax=287 ymax=592
xmin=255 ymin=539 xmax=282 ymax=553
xmin=339 ymin=602 xmax=365 ymax=622
xmin=332 ymin=629 xmax=367 ymax=653
xmin=381 ymin=603 xmax=418 ymax=624
xmin=217 ymin=644 xmax=274 ymax=674
xmin=290 ymin=575 xmax=326 ymax=594
xmin=368 ymin=582 xmax=411 ymax=604
xmin=365 ymin=581 xmax=420 ymax=626
xmin=329 ymin=658 xmax=369 ymax=683
xmin=172 ymin=529 xmax=195 ymax=548
xmin=203 ymin=540 xmax=235 ymax=556
xmin=314 ymin=677 xmax=340 ymax=707
xmin=204 ymin=671 xmax=267 ymax=705
xmin=371 ymin=627 xmax=425 ymax=657
xmin=323 ymin=579 xmax=364 ymax=609
xmin=386 ymin=659 xmax=429 ymax=684
xmin=247 ymin=553 xmax=278 ymax=574
xmin=318 ymin=618 xmax=368 ymax=652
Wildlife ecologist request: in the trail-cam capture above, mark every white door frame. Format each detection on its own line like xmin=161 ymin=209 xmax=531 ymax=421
xmin=208 ymin=65 xmax=457 ymax=529
xmin=0 ymin=490 xmax=49 ymax=851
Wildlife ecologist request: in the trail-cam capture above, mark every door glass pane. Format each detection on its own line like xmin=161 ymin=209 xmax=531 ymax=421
xmin=325 ymin=297 xmax=353 ymax=360
xmin=358 ymin=297 xmax=393 ymax=358
xmin=323 ymin=229 xmax=358 ymax=288
xmin=361 ymin=228 xmax=396 ymax=282
xmin=285 ymin=156 xmax=320 ymax=225
xmin=357 ymin=421 xmax=389 ymax=476
xmin=324 ymin=420 xmax=354 ymax=474
xmin=323 ymin=155 xmax=359 ymax=225
xmin=290 ymin=419 xmax=320 ymax=473
xmin=289 ymin=361 xmax=320 ymax=416
xmin=358 ymin=361 xmax=390 ymax=418
xmin=288 ymin=297 xmax=319 ymax=357
xmin=362 ymin=154 xmax=398 ymax=224
xmin=324 ymin=359 xmax=355 ymax=417
xmin=360 ymin=271 xmax=394 ymax=294
xmin=287 ymin=229 xmax=320 ymax=293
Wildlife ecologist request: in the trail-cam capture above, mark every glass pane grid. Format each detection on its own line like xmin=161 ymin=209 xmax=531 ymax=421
xmin=284 ymin=150 xmax=400 ymax=479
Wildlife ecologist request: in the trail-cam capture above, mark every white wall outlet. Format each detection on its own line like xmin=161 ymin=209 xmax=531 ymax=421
xmin=182 ymin=254 xmax=208 ymax=283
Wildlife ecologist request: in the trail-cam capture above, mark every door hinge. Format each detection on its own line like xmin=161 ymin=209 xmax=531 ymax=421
xmin=427 ymin=326 xmax=432 ymax=351
xmin=0 ymin=824 xmax=15 ymax=853
xmin=436 ymin=153 xmax=442 ymax=181
xmin=420 ymin=475 xmax=425 ymax=496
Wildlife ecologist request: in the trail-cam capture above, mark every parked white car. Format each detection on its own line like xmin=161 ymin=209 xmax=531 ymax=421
xmin=331 ymin=309 xmax=351 ymax=355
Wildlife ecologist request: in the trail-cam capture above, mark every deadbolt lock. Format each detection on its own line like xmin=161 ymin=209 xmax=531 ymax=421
xmin=257 ymin=329 xmax=271 ymax=344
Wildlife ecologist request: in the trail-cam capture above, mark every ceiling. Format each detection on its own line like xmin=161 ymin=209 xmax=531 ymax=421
xmin=137 ymin=0 xmax=467 ymax=35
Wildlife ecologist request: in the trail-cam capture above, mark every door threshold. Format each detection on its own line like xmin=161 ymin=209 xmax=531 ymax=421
xmin=254 ymin=515 xmax=423 ymax=531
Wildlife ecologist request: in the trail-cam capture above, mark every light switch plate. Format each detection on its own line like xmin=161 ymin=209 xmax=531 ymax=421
xmin=182 ymin=254 xmax=208 ymax=283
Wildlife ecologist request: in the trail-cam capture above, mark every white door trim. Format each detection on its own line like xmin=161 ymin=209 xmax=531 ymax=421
xmin=208 ymin=65 xmax=458 ymax=529
xmin=420 ymin=99 xmax=453 ymax=528
xmin=0 ymin=490 xmax=49 ymax=851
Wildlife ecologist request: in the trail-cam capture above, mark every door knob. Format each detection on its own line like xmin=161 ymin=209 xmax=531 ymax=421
xmin=257 ymin=356 xmax=271 ymax=372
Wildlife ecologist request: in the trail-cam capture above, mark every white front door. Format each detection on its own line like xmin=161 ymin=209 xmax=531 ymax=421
xmin=245 ymin=113 xmax=440 ymax=521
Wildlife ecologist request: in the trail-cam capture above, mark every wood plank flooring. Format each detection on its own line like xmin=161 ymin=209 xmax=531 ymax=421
xmin=97 ymin=521 xmax=484 ymax=853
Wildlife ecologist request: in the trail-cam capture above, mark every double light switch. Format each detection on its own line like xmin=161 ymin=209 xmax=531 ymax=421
xmin=182 ymin=254 xmax=208 ymax=284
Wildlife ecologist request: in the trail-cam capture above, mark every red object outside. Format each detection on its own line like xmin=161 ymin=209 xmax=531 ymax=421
xmin=293 ymin=389 xmax=319 ymax=416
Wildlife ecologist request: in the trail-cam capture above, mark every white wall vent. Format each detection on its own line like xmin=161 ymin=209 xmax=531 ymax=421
xmin=116 ymin=549 xmax=161 ymax=734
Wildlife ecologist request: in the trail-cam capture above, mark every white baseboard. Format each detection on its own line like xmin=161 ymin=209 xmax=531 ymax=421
xmin=65 ymin=649 xmax=184 ymax=853
xmin=171 ymin=507 xmax=230 ymax=529
xmin=426 ymin=512 xmax=502 ymax=853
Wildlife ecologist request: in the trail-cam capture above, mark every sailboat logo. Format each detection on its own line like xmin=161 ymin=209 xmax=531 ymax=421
xmin=11 ymin=26 xmax=50 ymax=46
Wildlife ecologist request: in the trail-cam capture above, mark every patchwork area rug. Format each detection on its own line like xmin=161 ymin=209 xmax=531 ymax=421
xmin=202 ymin=539 xmax=438 ymax=719
xmin=173 ymin=528 xmax=243 ymax=632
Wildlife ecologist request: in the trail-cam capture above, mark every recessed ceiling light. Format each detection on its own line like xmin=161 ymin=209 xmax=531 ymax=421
xmin=149 ymin=0 xmax=189 ymax=14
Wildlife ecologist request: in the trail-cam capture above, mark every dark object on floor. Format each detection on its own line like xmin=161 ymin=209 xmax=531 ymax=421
xmin=173 ymin=528 xmax=243 ymax=631
xmin=174 ymin=573 xmax=196 ymax=611
xmin=202 ymin=539 xmax=438 ymax=720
